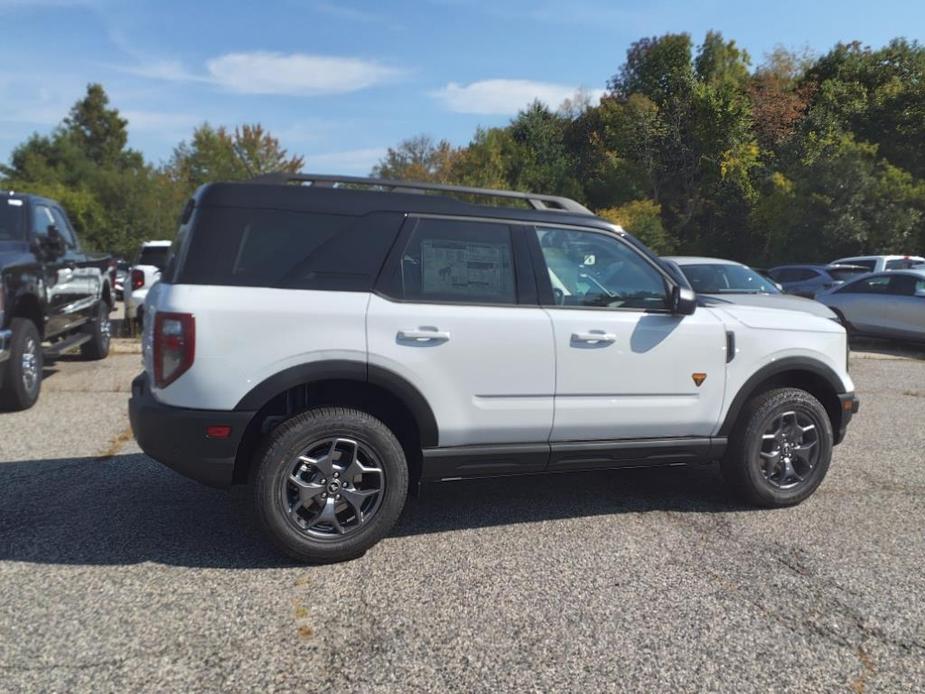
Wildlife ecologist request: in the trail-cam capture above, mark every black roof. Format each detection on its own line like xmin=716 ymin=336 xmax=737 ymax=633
xmin=194 ymin=181 xmax=618 ymax=233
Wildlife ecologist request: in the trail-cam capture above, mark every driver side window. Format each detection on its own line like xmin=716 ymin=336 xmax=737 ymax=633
xmin=535 ymin=227 xmax=668 ymax=310
xmin=31 ymin=204 xmax=55 ymax=238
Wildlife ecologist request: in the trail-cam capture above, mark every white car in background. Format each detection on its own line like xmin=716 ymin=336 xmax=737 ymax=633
xmin=125 ymin=240 xmax=171 ymax=323
xmin=831 ymin=255 xmax=925 ymax=273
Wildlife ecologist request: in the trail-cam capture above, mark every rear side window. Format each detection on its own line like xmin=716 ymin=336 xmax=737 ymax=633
xmin=0 ymin=199 xmax=25 ymax=241
xmin=137 ymin=246 xmax=169 ymax=271
xmin=886 ymin=258 xmax=923 ymax=270
xmin=176 ymin=207 xmax=403 ymax=291
xmin=390 ymin=218 xmax=516 ymax=304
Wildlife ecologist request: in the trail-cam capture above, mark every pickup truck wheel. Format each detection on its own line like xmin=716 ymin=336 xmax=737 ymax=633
xmin=721 ymin=387 xmax=833 ymax=508
xmin=0 ymin=318 xmax=43 ymax=411
xmin=80 ymin=301 xmax=111 ymax=360
xmin=253 ymin=407 xmax=409 ymax=563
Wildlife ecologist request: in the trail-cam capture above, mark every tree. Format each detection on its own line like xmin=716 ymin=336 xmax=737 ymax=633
xmin=371 ymin=135 xmax=459 ymax=182
xmin=599 ymin=200 xmax=676 ymax=254
xmin=63 ymin=83 xmax=136 ymax=168
xmin=166 ymin=123 xmax=304 ymax=193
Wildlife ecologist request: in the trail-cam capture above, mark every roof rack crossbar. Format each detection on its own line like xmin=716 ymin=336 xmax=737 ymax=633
xmin=250 ymin=172 xmax=593 ymax=215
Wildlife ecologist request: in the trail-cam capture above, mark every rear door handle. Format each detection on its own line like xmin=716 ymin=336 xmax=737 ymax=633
xmin=397 ymin=328 xmax=451 ymax=343
xmin=571 ymin=331 xmax=616 ymax=344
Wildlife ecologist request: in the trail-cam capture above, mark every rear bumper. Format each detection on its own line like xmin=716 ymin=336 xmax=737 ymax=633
xmin=129 ymin=373 xmax=255 ymax=488
xmin=835 ymin=392 xmax=860 ymax=445
xmin=0 ymin=328 xmax=11 ymax=364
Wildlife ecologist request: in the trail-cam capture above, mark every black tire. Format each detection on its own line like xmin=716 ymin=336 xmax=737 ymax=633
xmin=721 ymin=387 xmax=833 ymax=508
xmin=0 ymin=318 xmax=43 ymax=411
xmin=253 ymin=407 xmax=409 ymax=563
xmin=80 ymin=301 xmax=112 ymax=360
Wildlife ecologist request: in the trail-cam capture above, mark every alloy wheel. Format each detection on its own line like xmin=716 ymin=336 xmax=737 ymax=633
xmin=280 ymin=437 xmax=385 ymax=539
xmin=21 ymin=337 xmax=39 ymax=395
xmin=758 ymin=410 xmax=820 ymax=490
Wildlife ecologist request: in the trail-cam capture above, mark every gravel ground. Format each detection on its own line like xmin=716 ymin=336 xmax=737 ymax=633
xmin=0 ymin=349 xmax=923 ymax=692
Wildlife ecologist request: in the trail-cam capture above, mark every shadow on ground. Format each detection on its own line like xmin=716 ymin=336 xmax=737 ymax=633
xmin=0 ymin=453 xmax=744 ymax=569
xmin=851 ymin=337 xmax=925 ymax=361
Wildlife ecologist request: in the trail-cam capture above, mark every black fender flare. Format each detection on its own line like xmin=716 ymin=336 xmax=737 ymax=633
xmin=718 ymin=357 xmax=846 ymax=436
xmin=233 ymin=359 xmax=439 ymax=447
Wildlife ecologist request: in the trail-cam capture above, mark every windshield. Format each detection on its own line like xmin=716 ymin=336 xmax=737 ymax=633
xmin=136 ymin=246 xmax=169 ymax=270
xmin=680 ymin=263 xmax=780 ymax=294
xmin=0 ymin=200 xmax=25 ymax=241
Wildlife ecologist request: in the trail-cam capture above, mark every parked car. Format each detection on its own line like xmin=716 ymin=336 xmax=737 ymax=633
xmin=816 ymin=269 xmax=925 ymax=342
xmin=113 ymin=259 xmax=130 ymax=300
xmin=767 ymin=264 xmax=869 ymax=298
xmin=830 ymin=255 xmax=925 ymax=273
xmin=664 ymin=256 xmax=838 ymax=320
xmin=125 ymin=240 xmax=171 ymax=323
xmin=129 ymin=174 xmax=858 ymax=563
xmin=0 ymin=192 xmax=113 ymax=410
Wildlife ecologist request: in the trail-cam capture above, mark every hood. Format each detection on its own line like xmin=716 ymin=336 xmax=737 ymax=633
xmin=699 ymin=292 xmax=837 ymax=320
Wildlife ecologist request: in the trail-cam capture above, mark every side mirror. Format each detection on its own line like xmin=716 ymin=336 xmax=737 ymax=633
xmin=671 ymin=285 xmax=697 ymax=315
xmin=45 ymin=225 xmax=66 ymax=258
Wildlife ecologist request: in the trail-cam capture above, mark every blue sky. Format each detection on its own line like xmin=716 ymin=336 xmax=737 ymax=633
xmin=1 ymin=0 xmax=924 ymax=175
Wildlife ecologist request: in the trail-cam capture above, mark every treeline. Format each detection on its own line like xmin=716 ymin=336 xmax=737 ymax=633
xmin=375 ymin=33 xmax=925 ymax=263
xmin=3 ymin=33 xmax=924 ymax=264
xmin=0 ymin=85 xmax=302 ymax=256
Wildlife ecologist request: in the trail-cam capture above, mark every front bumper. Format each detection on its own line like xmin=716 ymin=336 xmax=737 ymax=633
xmin=129 ymin=373 xmax=255 ymax=488
xmin=0 ymin=328 xmax=11 ymax=364
xmin=835 ymin=392 xmax=860 ymax=445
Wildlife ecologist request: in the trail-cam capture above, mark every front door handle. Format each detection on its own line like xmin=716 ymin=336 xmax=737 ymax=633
xmin=571 ymin=331 xmax=616 ymax=344
xmin=397 ymin=328 xmax=451 ymax=343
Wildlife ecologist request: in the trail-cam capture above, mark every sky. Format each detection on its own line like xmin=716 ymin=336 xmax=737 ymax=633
xmin=1 ymin=0 xmax=924 ymax=175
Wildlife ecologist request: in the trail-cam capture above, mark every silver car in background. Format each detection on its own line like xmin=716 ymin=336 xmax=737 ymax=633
xmin=816 ymin=269 xmax=925 ymax=342
xmin=663 ymin=256 xmax=838 ymax=320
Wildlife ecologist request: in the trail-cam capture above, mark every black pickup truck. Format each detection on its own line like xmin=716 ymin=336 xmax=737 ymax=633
xmin=0 ymin=192 xmax=113 ymax=410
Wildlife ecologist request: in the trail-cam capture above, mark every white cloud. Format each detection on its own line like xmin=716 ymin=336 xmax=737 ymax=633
xmin=307 ymin=147 xmax=388 ymax=175
xmin=431 ymin=79 xmax=605 ymax=115
xmin=120 ymin=59 xmax=203 ymax=83
xmin=122 ymin=110 xmax=200 ymax=131
xmin=206 ymin=52 xmax=403 ymax=96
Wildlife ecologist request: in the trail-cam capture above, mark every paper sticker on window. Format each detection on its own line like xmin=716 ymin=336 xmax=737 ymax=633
xmin=421 ymin=239 xmax=505 ymax=296
xmin=7 ymin=199 xmax=23 ymax=207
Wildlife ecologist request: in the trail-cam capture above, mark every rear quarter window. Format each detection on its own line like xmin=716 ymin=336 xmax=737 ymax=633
xmin=176 ymin=207 xmax=403 ymax=291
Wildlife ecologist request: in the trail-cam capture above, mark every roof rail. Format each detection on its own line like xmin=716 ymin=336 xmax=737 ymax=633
xmin=250 ymin=172 xmax=594 ymax=215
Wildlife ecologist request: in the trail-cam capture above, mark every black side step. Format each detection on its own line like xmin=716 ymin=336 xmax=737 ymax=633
xmin=43 ymin=333 xmax=92 ymax=358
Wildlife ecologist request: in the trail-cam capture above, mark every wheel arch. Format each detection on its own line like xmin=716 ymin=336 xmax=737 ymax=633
xmin=719 ymin=358 xmax=847 ymax=438
xmin=231 ymin=360 xmax=438 ymax=485
xmin=9 ymin=292 xmax=44 ymax=338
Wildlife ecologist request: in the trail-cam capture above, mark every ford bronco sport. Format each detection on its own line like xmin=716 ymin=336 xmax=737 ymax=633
xmin=129 ymin=174 xmax=859 ymax=563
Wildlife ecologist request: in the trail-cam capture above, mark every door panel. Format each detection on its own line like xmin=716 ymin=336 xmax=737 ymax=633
xmin=529 ymin=225 xmax=727 ymax=441
xmin=367 ymin=217 xmax=555 ymax=449
xmin=367 ymin=295 xmax=555 ymax=447
xmin=546 ymin=308 xmax=727 ymax=439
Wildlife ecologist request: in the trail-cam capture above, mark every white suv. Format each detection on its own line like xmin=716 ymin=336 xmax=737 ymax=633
xmin=129 ymin=174 xmax=859 ymax=563
xmin=831 ymin=255 xmax=925 ymax=273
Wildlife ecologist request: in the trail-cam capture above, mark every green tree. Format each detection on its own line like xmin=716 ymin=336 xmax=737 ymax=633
xmin=371 ymin=135 xmax=459 ymax=182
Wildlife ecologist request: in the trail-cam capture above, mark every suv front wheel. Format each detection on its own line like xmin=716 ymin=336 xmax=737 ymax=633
xmin=722 ymin=387 xmax=833 ymax=507
xmin=253 ymin=407 xmax=409 ymax=563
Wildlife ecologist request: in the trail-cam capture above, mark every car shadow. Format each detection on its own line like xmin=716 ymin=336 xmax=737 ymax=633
xmin=0 ymin=453 xmax=747 ymax=569
xmin=850 ymin=337 xmax=925 ymax=361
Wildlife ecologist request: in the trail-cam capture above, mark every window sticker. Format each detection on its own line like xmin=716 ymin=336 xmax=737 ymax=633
xmin=421 ymin=239 xmax=505 ymax=296
xmin=7 ymin=199 xmax=23 ymax=207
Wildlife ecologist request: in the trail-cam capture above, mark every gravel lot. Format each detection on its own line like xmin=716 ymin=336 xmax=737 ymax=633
xmin=1 ymin=345 xmax=923 ymax=692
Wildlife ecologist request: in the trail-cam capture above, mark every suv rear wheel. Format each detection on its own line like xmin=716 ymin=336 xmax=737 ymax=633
xmin=0 ymin=318 xmax=43 ymax=411
xmin=253 ymin=407 xmax=409 ymax=563
xmin=722 ymin=387 xmax=833 ymax=507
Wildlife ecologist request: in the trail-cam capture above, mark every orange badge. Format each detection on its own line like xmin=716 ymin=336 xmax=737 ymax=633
xmin=692 ymin=373 xmax=707 ymax=387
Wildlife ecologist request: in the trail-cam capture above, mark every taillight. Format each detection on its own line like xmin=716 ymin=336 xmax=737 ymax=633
xmin=153 ymin=312 xmax=195 ymax=388
xmin=131 ymin=269 xmax=145 ymax=290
